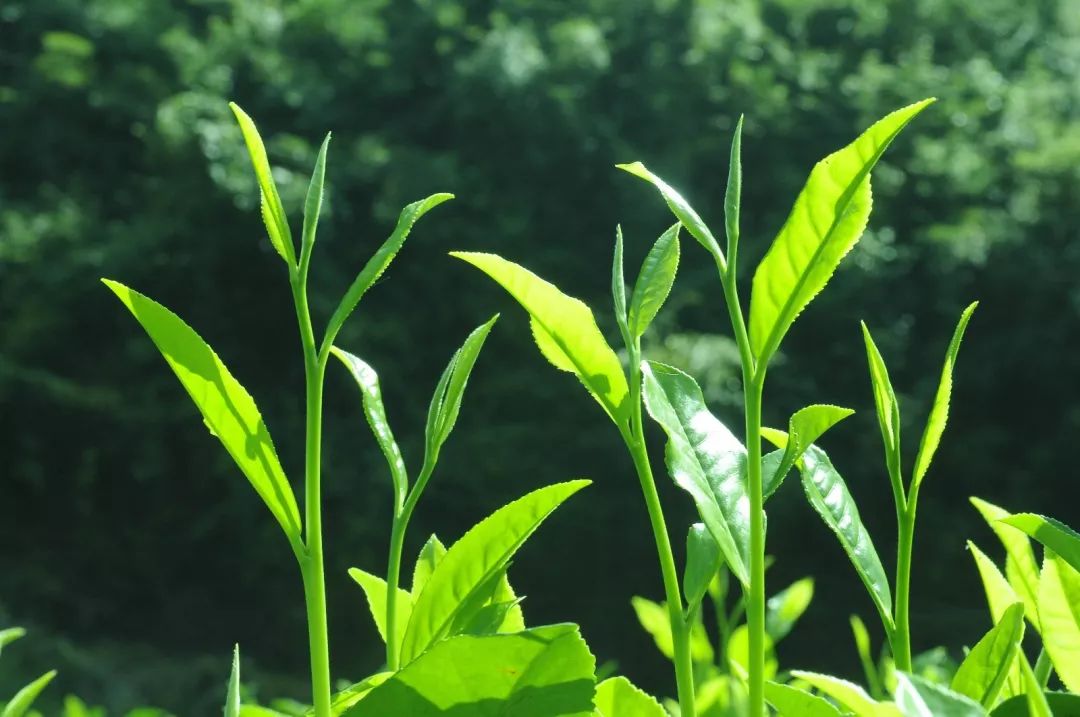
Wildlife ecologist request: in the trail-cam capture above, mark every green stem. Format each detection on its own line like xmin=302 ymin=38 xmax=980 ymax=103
xmin=893 ymin=485 xmax=919 ymax=674
xmin=384 ymin=461 xmax=434 ymax=670
xmin=625 ymin=352 xmax=697 ymax=717
xmin=1033 ymin=649 xmax=1052 ymax=689
xmin=292 ymin=265 xmax=333 ymax=717
xmin=744 ymin=375 xmax=766 ymax=717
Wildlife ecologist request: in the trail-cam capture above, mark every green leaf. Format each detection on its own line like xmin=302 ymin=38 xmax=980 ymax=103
xmin=321 ymin=673 xmax=392 ymax=716
xmin=684 ymin=523 xmax=722 ymax=611
xmin=422 ymin=315 xmax=499 ymax=470
xmin=343 ymin=624 xmax=595 ymax=717
xmin=612 ymin=226 xmax=631 ymax=348
xmin=0 ymin=627 xmax=25 ymax=657
xmin=912 ymin=302 xmax=977 ymax=488
xmin=452 ymin=252 xmax=630 ymax=425
xmin=641 ymin=360 xmax=751 ymax=586
xmin=1018 ymin=659 xmax=1052 ymax=717
xmin=764 ymin=404 xmax=854 ymax=498
xmin=851 ymin=614 xmax=885 ymax=699
xmin=724 ymin=115 xmax=744 ymax=266
xmin=331 ymin=350 xmax=407 ymax=505
xmin=400 ymin=480 xmax=590 ymax=663
xmin=630 ymin=596 xmax=714 ymax=663
xmin=727 ymin=624 xmax=777 ymax=680
xmin=795 ymin=445 xmax=894 ymax=631
xmin=103 ymin=280 xmax=302 ymax=542
xmin=766 ymin=577 xmax=814 ymax=642
xmin=764 ymin=681 xmax=844 ymax=717
xmin=1002 ymin=513 xmax=1080 ymax=575
xmin=895 ymin=672 xmax=987 ymax=717
xmin=301 ymin=132 xmax=331 ymax=261
xmin=969 ymin=541 xmax=1022 ymax=622
xmin=225 ymin=645 xmax=241 ymax=717
xmin=2 ymin=671 xmax=56 ymax=717
xmin=1037 ymin=551 xmax=1080 ymax=692
xmin=325 ymin=193 xmax=454 ymax=345
xmin=628 ymin=224 xmax=680 ymax=339
xmin=990 ymin=692 xmax=1080 ymax=716
xmin=593 ymin=677 xmax=667 ymax=717
xmin=228 ymin=103 xmax=295 ymax=265
xmin=790 ymin=670 xmax=901 ymax=717
xmin=748 ymin=99 xmax=935 ymax=362
xmin=861 ymin=322 xmax=903 ymax=484
xmin=951 ymin=603 xmax=1025 ymax=708
xmin=348 ymin=568 xmax=413 ymax=653
xmin=411 ymin=534 xmax=446 ymax=600
xmin=970 ymin=498 xmax=1041 ymax=633
xmin=616 ymin=162 xmax=724 ymax=264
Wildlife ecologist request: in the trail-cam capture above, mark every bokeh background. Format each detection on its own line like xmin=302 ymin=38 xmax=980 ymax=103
xmin=3 ymin=0 xmax=1080 ymax=712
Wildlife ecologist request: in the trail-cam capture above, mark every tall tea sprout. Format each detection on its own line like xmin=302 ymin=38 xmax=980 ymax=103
xmin=103 ymin=104 xmax=452 ymax=717
xmin=619 ymin=99 xmax=934 ymax=717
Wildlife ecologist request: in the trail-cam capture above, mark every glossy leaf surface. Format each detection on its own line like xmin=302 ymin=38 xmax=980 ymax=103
xmin=684 ymin=523 xmax=722 ymax=610
xmin=325 ymin=194 xmax=454 ymax=344
xmin=798 ymin=446 xmax=893 ymax=629
xmin=1003 ymin=513 xmax=1080 ymax=575
xmin=229 ymin=103 xmax=295 ymax=264
xmin=951 ymin=602 xmax=1024 ymax=708
xmin=895 ymin=672 xmax=986 ymax=717
xmin=628 ymin=224 xmax=680 ymax=338
xmin=400 ymin=480 xmax=589 ymax=663
xmin=764 ymin=682 xmax=844 ymax=717
xmin=616 ymin=162 xmax=723 ymax=262
xmin=748 ymin=100 xmax=934 ymax=361
xmin=104 ymin=281 xmax=301 ymax=541
xmin=452 ymin=252 xmax=629 ymax=424
xmin=641 ymin=360 xmax=750 ymax=585
xmin=912 ymin=302 xmax=977 ymax=487
xmin=1037 ymin=552 xmax=1080 ymax=692
xmin=349 ymin=568 xmax=413 ymax=653
xmin=593 ymin=677 xmax=666 ymax=717
xmin=767 ymin=405 xmax=854 ymax=496
xmin=343 ymin=624 xmax=595 ymax=717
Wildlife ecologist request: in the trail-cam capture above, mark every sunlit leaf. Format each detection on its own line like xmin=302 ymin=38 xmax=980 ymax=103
xmin=628 ymin=224 xmax=680 ymax=338
xmin=951 ymin=603 xmax=1025 ymax=708
xmin=1037 ymin=552 xmax=1080 ymax=692
xmin=895 ymin=672 xmax=986 ymax=717
xmin=229 ymin=103 xmax=295 ymax=264
xmin=348 ymin=568 xmax=414 ymax=653
xmin=764 ymin=681 xmax=844 ymax=717
xmin=790 ymin=670 xmax=901 ymax=717
xmin=1002 ymin=513 xmax=1080 ymax=576
xmin=593 ymin=676 xmax=667 ymax=717
xmin=970 ymin=498 xmax=1041 ymax=633
xmin=301 ymin=133 xmax=331 ymax=260
xmin=766 ymin=577 xmax=814 ymax=642
xmin=2 ymin=671 xmax=56 ymax=717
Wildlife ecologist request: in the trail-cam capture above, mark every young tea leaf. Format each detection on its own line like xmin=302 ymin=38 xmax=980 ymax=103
xmin=631 ymin=597 xmax=714 ymax=663
xmin=103 ymin=280 xmax=302 ymax=543
xmin=399 ymin=480 xmax=590 ymax=663
xmin=951 ymin=602 xmax=1025 ymax=708
xmin=612 ymin=225 xmax=631 ymax=348
xmin=411 ymin=534 xmax=447 ymax=599
xmin=228 ymin=103 xmax=295 ymax=265
xmin=764 ymin=681 xmax=844 ymax=717
xmin=684 ymin=523 xmax=722 ymax=611
xmin=851 ymin=614 xmax=885 ymax=699
xmin=1037 ymin=552 xmax=1080 ymax=692
xmin=895 ymin=672 xmax=987 ymax=717
xmin=1002 ymin=513 xmax=1080 ymax=576
xmin=796 ymin=445 xmax=894 ymax=632
xmin=724 ymin=115 xmax=744 ymax=267
xmin=0 ymin=627 xmax=25 ymax=657
xmin=301 ymin=132 xmax=331 ymax=263
xmin=727 ymin=624 xmax=777 ymax=680
xmin=765 ymin=577 xmax=815 ymax=642
xmin=861 ymin=322 xmax=903 ymax=487
xmin=765 ymin=404 xmax=854 ymax=498
xmin=348 ymin=568 xmax=414 ymax=654
xmin=748 ymin=99 xmax=935 ymax=363
xmin=628 ymin=224 xmax=680 ymax=339
xmin=970 ymin=498 xmax=1041 ymax=633
xmin=451 ymin=252 xmax=630 ymax=425
xmin=594 ymin=676 xmax=667 ymax=717
xmin=912 ymin=302 xmax=977 ymax=488
xmin=641 ymin=360 xmax=751 ymax=586
xmin=2 ymin=671 xmax=57 ymax=717
xmin=324 ymin=193 xmax=454 ymax=346
xmin=789 ymin=671 xmax=900 ymax=717
xmin=342 ymin=625 xmax=595 ymax=717
xmin=225 ymin=645 xmax=241 ymax=717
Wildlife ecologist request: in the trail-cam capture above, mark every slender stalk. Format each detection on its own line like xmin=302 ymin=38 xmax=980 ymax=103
xmin=744 ymin=375 xmax=766 ymax=717
xmin=384 ymin=461 xmax=434 ymax=669
xmin=292 ymin=263 xmax=333 ymax=717
xmin=1033 ymin=649 xmax=1051 ymax=688
xmin=892 ymin=483 xmax=919 ymax=674
xmin=625 ymin=350 xmax=697 ymax=717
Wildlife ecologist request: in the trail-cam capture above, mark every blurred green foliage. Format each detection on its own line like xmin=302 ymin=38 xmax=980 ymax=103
xmin=2 ymin=0 xmax=1080 ymax=712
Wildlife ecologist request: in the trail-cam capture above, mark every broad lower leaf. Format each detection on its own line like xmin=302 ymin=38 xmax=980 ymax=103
xmin=684 ymin=523 xmax=722 ymax=610
xmin=452 ymin=252 xmax=630 ymax=425
xmin=764 ymin=681 xmax=844 ymax=717
xmin=301 ymin=132 xmax=331 ymax=260
xmin=990 ymin=692 xmax=1080 ymax=716
xmin=229 ymin=103 xmax=295 ymax=265
xmin=616 ymin=162 xmax=724 ymax=263
xmin=593 ymin=676 xmax=666 ymax=717
xmin=225 ymin=645 xmax=241 ymax=717
xmin=411 ymin=534 xmax=446 ymax=599
xmin=628 ymin=224 xmax=680 ymax=339
xmin=912 ymin=302 xmax=977 ymax=488
xmin=104 ymin=281 xmax=302 ymax=542
xmin=797 ymin=446 xmax=894 ymax=630
xmin=748 ymin=100 xmax=934 ymax=362
xmin=641 ymin=360 xmax=751 ymax=586
xmin=951 ymin=602 xmax=1025 ymax=708
xmin=1037 ymin=552 xmax=1080 ymax=692
xmin=349 ymin=568 xmax=413 ymax=654
xmin=422 ymin=315 xmax=499 ymax=470
xmin=790 ymin=670 xmax=901 ymax=717
xmin=895 ymin=672 xmax=986 ymax=717
xmin=631 ymin=596 xmax=714 ymax=663
xmin=861 ymin=322 xmax=902 ymax=479
xmin=325 ymin=194 xmax=454 ymax=344
xmin=612 ymin=226 xmax=631 ymax=347
xmin=766 ymin=404 xmax=854 ymax=497
xmin=970 ymin=498 xmax=1041 ymax=633
xmin=766 ymin=577 xmax=815 ymax=642
xmin=1002 ymin=513 xmax=1080 ymax=575
xmin=343 ymin=624 xmax=595 ymax=717
xmin=2 ymin=671 xmax=56 ymax=717
xmin=331 ymin=350 xmax=407 ymax=504
xmin=400 ymin=480 xmax=589 ymax=663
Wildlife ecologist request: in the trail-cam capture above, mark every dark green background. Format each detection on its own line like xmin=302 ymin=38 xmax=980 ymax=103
xmin=3 ymin=0 xmax=1080 ymax=712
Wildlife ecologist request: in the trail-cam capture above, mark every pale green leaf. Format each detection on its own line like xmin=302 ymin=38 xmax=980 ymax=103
xmin=593 ymin=676 xmax=667 ymax=717
xmin=791 ymin=670 xmax=902 ymax=717
xmin=0 ymin=627 xmax=25 ymax=657
xmin=631 ymin=596 xmax=714 ymax=663
xmin=103 ymin=280 xmax=301 ymax=542
xmin=1002 ymin=513 xmax=1080 ymax=576
xmin=895 ymin=672 xmax=986 ymax=717
xmin=748 ymin=99 xmax=935 ymax=361
xmin=851 ymin=615 xmax=885 ymax=699
xmin=301 ymin=132 xmax=331 ymax=260
xmin=229 ymin=103 xmax=295 ymax=264
xmin=951 ymin=603 xmax=1025 ymax=708
xmin=225 ymin=645 xmax=241 ymax=717
xmin=728 ymin=624 xmax=777 ymax=680
xmin=452 ymin=252 xmax=630 ymax=425
xmin=1018 ymin=659 xmax=1052 ymax=717
xmin=765 ymin=404 xmax=854 ymax=498
xmin=343 ymin=625 xmax=595 ymax=717
xmin=766 ymin=577 xmax=815 ymax=642
xmin=349 ymin=568 xmax=414 ymax=654
xmin=612 ymin=226 xmax=631 ymax=348
xmin=684 ymin=523 xmax=722 ymax=610
xmin=969 ymin=541 xmax=1030 ymax=699
xmin=641 ymin=360 xmax=750 ymax=586
xmin=861 ymin=322 xmax=903 ymax=486
xmin=411 ymin=534 xmax=446 ymax=600
xmin=1037 ymin=552 xmax=1080 ymax=692
xmin=912 ymin=302 xmax=977 ymax=487
xmin=2 ymin=671 xmax=56 ymax=717
xmin=970 ymin=498 xmax=1041 ymax=633
xmin=764 ymin=681 xmax=844 ymax=717
xmin=325 ymin=194 xmax=454 ymax=344
xmin=628 ymin=224 xmax=680 ymax=338
xmin=400 ymin=480 xmax=589 ymax=663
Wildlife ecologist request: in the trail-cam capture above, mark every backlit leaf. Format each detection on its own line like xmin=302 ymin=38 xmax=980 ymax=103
xmin=628 ymin=224 xmax=680 ymax=338
xmin=970 ymin=498 xmax=1041 ymax=633
xmin=895 ymin=672 xmax=986 ymax=717
xmin=951 ymin=602 xmax=1025 ymax=708
xmin=1002 ymin=513 xmax=1080 ymax=576
xmin=348 ymin=568 xmax=414 ymax=654
xmin=766 ymin=577 xmax=815 ymax=642
xmin=1037 ymin=552 xmax=1080 ymax=692
xmin=229 ymin=103 xmax=295 ymax=264
xmin=790 ymin=670 xmax=901 ymax=717
xmin=593 ymin=677 xmax=667 ymax=717
xmin=764 ymin=681 xmax=844 ymax=717
xmin=2 ymin=671 xmax=56 ymax=717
